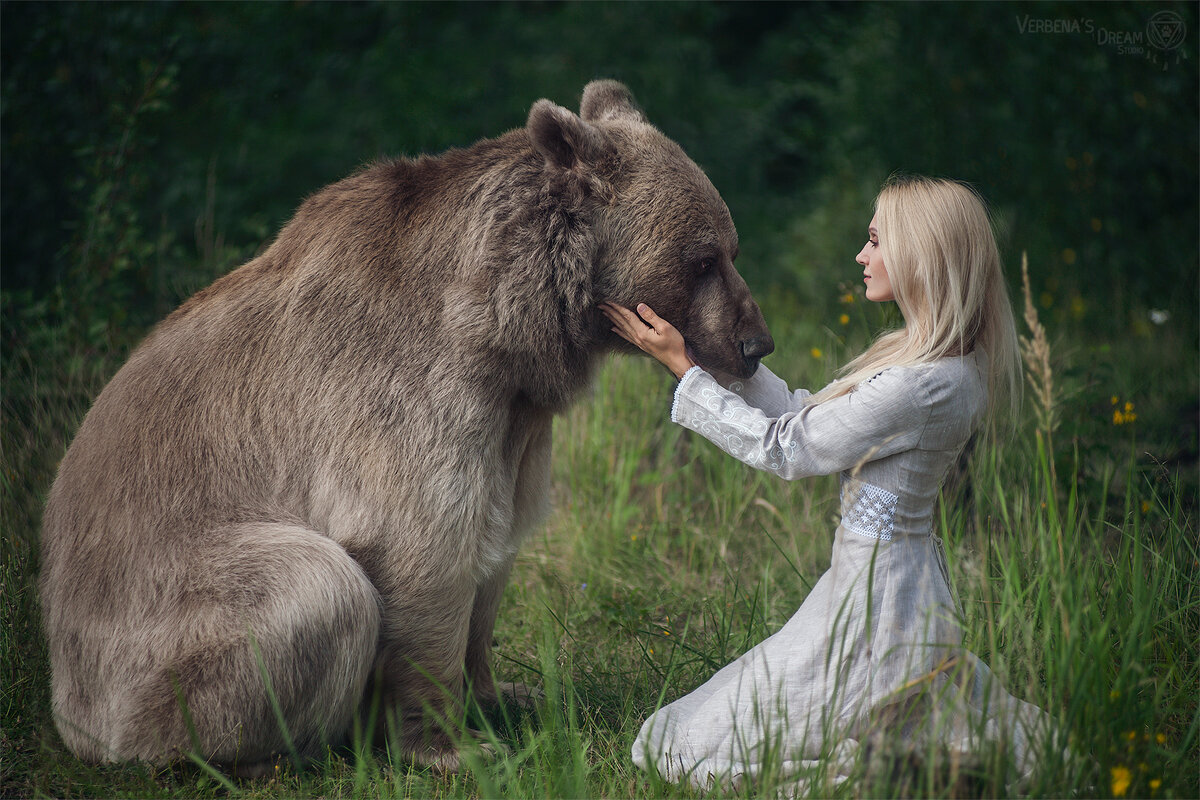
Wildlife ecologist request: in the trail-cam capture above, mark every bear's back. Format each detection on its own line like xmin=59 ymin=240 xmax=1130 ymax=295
xmin=42 ymin=128 xmax=552 ymax=562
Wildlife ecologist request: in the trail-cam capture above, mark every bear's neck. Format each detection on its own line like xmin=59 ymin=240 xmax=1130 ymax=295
xmin=455 ymin=137 xmax=608 ymax=413
xmin=255 ymin=132 xmax=610 ymax=416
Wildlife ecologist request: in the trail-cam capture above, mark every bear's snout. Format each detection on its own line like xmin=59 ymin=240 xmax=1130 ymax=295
xmin=739 ymin=335 xmax=775 ymax=375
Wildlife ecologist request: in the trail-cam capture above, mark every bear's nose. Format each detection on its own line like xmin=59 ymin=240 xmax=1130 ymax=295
xmin=741 ymin=336 xmax=774 ymax=361
xmin=740 ymin=336 xmax=775 ymax=371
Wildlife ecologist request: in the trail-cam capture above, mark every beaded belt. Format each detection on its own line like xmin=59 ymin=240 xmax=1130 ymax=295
xmin=839 ymin=476 xmax=898 ymax=542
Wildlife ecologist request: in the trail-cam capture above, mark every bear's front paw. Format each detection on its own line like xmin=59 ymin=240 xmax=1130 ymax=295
xmin=401 ymin=727 xmax=509 ymax=773
xmin=497 ymin=680 xmax=545 ymax=710
xmin=228 ymin=755 xmax=289 ymax=780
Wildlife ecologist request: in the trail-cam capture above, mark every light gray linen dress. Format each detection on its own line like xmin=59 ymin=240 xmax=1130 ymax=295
xmin=632 ymin=354 xmax=1052 ymax=789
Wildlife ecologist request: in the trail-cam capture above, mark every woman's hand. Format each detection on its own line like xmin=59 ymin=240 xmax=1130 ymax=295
xmin=600 ymin=302 xmax=697 ymax=379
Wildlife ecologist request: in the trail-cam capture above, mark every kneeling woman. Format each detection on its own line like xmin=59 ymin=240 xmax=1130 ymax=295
xmin=601 ymin=175 xmax=1055 ymax=789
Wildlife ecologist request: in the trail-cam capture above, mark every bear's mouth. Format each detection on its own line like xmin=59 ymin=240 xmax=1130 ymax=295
xmin=692 ymin=349 xmax=764 ymax=380
xmin=735 ymin=335 xmax=774 ymax=378
xmin=685 ymin=334 xmax=772 ymax=379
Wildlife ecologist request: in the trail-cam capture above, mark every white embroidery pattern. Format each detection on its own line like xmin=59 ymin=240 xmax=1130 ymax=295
xmin=840 ymin=478 xmax=898 ymax=541
xmin=688 ymin=385 xmax=800 ymax=471
xmin=671 ymin=367 xmax=706 ymax=422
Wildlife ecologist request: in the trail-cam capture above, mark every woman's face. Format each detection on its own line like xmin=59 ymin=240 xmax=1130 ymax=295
xmin=856 ymin=215 xmax=894 ymax=302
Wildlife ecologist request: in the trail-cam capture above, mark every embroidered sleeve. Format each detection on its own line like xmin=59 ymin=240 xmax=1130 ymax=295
xmin=670 ymin=367 xmax=932 ymax=480
xmin=715 ymin=362 xmax=811 ymax=417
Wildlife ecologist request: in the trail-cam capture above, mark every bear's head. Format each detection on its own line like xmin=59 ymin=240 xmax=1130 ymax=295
xmin=527 ymin=80 xmax=774 ymax=379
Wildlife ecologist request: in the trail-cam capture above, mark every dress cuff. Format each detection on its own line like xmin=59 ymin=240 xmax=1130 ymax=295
xmin=670 ymin=365 xmax=706 ymax=424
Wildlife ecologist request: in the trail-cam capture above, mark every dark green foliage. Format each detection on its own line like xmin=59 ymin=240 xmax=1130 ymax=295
xmin=5 ymin=2 xmax=1196 ymax=334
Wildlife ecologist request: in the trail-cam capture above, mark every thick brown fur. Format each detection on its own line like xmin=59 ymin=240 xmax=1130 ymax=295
xmin=39 ymin=80 xmax=773 ymax=772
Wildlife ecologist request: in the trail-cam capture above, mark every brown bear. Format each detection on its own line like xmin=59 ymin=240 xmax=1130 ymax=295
xmin=39 ymin=80 xmax=773 ymax=773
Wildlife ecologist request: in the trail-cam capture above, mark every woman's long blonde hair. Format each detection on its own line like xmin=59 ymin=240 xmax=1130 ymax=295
xmin=810 ymin=175 xmax=1020 ymax=421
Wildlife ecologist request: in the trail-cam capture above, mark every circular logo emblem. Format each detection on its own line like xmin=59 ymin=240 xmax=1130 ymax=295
xmin=1147 ymin=10 xmax=1186 ymax=51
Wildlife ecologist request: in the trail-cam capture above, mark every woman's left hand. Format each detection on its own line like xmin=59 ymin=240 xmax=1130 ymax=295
xmin=600 ymin=302 xmax=696 ymax=379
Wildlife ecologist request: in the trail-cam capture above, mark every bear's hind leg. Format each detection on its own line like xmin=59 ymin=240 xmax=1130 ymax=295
xmin=111 ymin=522 xmax=380 ymax=769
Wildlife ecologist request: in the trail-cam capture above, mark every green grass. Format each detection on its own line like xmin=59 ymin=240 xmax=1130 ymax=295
xmin=2 ymin=303 xmax=1197 ymax=798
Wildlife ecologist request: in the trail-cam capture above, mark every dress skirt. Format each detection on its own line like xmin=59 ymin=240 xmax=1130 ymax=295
xmin=631 ymin=525 xmax=1051 ymax=790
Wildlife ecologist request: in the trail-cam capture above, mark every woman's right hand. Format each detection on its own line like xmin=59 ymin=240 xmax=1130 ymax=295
xmin=599 ymin=302 xmax=697 ymax=379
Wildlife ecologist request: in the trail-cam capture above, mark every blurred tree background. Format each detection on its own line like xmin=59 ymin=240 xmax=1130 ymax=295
xmin=3 ymin=1 xmax=1196 ymax=350
xmin=0 ymin=0 xmax=1196 ymax=447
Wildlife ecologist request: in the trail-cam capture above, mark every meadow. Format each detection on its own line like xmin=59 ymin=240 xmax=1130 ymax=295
xmin=3 ymin=273 xmax=1196 ymax=798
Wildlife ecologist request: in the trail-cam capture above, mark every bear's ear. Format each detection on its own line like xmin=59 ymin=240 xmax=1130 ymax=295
xmin=580 ymin=80 xmax=646 ymax=123
xmin=527 ymin=100 xmax=609 ymax=171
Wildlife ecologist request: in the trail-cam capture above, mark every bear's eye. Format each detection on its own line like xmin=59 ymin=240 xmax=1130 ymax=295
xmin=698 ymin=258 xmax=715 ymax=274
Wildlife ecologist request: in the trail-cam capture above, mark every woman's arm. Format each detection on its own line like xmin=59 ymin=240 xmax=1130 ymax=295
xmin=601 ymin=301 xmax=932 ymax=479
xmin=671 ymin=366 xmax=931 ymax=480
xmin=713 ymin=363 xmax=811 ymax=418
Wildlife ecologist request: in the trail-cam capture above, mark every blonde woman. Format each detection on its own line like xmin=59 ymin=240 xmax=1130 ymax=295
xmin=602 ymin=175 xmax=1053 ymax=789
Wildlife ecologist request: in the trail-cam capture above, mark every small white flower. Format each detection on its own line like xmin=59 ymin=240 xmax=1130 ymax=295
xmin=1149 ymin=309 xmax=1170 ymax=325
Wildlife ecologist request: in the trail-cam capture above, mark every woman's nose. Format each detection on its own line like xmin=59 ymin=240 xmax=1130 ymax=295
xmin=855 ymin=247 xmax=869 ymax=266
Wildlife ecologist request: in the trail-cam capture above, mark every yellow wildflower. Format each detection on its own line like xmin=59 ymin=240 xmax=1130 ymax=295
xmin=840 ymin=292 xmax=855 ymax=304
xmin=1111 ymin=397 xmax=1137 ymax=425
xmin=1062 ymin=248 xmax=1077 ymax=265
xmin=810 ymin=347 xmax=823 ymax=359
xmin=839 ymin=313 xmax=850 ymax=325
xmin=1155 ymin=733 xmax=1166 ymax=744
xmin=1113 ymin=406 xmax=1137 ymax=425
xmin=1111 ymin=765 xmax=1132 ymax=797
xmin=1150 ymin=778 xmax=1161 ymax=791
xmin=1141 ymin=500 xmax=1151 ymax=514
